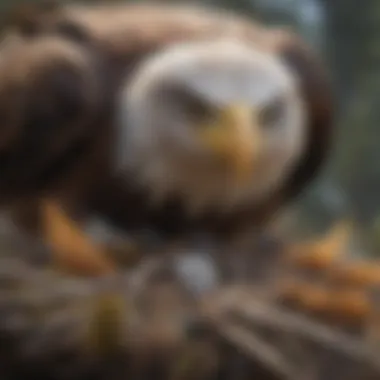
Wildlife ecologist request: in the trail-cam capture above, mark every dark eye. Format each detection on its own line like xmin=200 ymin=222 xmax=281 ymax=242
xmin=161 ymin=83 xmax=215 ymax=123
xmin=259 ymin=97 xmax=286 ymax=128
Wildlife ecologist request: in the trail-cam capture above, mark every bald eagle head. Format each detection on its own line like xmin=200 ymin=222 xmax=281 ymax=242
xmin=115 ymin=39 xmax=307 ymax=215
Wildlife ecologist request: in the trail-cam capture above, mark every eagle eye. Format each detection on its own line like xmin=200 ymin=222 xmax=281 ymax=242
xmin=162 ymin=83 xmax=214 ymax=124
xmin=259 ymin=97 xmax=286 ymax=128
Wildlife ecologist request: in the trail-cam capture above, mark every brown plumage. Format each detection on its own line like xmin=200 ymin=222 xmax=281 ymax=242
xmin=0 ymin=2 xmax=333 ymax=273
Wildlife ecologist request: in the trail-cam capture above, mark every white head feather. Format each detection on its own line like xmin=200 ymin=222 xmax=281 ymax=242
xmin=114 ymin=39 xmax=307 ymax=215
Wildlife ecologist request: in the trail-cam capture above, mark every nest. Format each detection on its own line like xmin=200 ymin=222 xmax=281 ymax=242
xmin=0 ymin=227 xmax=379 ymax=380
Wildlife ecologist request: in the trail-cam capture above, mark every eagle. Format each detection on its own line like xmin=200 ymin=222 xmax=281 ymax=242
xmin=0 ymin=2 xmax=333 ymax=274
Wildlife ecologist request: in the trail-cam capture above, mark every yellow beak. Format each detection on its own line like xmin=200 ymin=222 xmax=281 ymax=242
xmin=199 ymin=104 xmax=261 ymax=183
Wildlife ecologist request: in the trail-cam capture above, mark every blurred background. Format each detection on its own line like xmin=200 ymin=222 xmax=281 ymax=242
xmin=2 ymin=0 xmax=379 ymax=253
